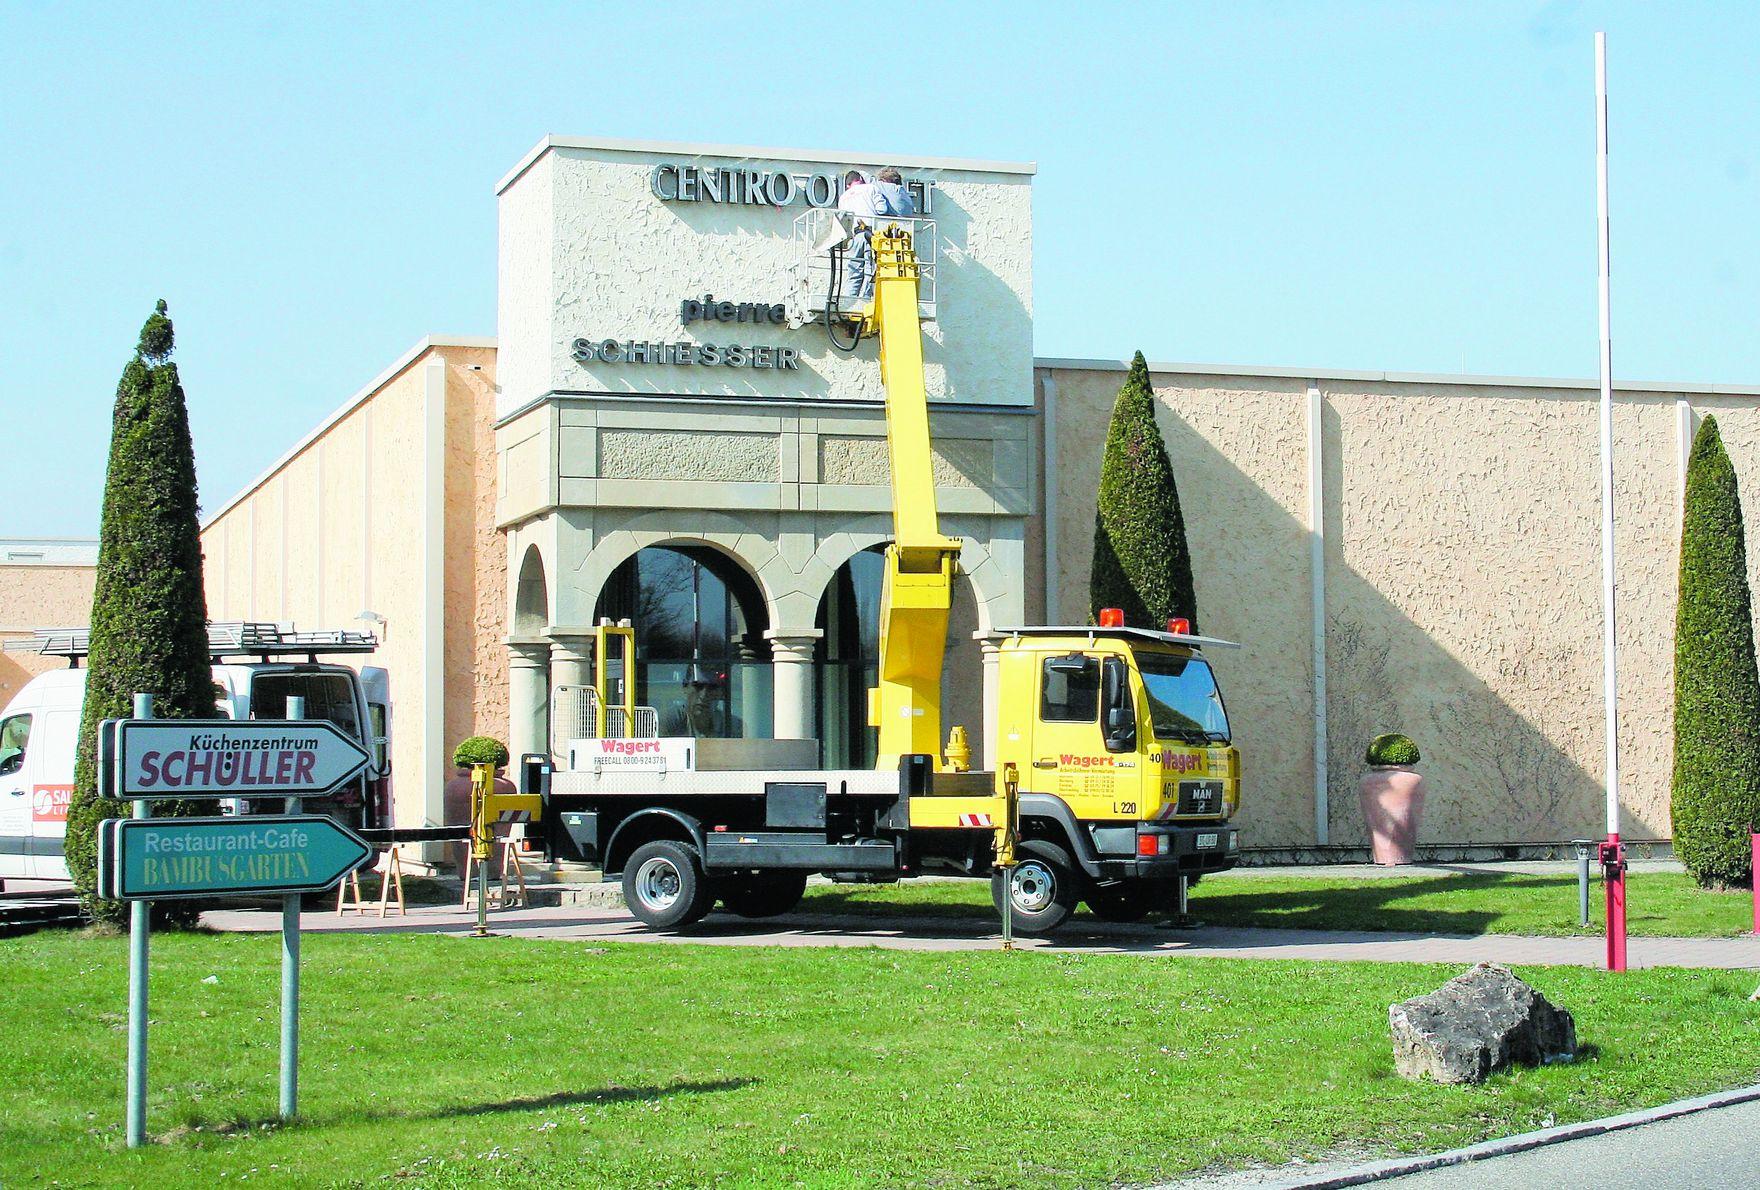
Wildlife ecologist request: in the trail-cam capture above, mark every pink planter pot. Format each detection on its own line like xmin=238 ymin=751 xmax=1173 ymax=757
xmin=1358 ymin=767 xmax=1425 ymax=865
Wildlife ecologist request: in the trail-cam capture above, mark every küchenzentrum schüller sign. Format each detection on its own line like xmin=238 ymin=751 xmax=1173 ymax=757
xmin=104 ymin=718 xmax=372 ymax=798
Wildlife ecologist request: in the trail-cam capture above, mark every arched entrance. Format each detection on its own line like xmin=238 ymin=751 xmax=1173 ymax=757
xmin=594 ymin=543 xmax=773 ymax=739
xmin=816 ymin=547 xmax=883 ymax=768
xmin=814 ymin=547 xmax=987 ymax=769
xmin=514 ymin=546 xmax=549 ymax=634
xmin=506 ymin=545 xmax=553 ymax=779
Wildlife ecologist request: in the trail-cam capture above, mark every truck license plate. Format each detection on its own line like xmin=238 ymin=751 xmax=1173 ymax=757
xmin=1196 ymin=833 xmax=1219 ymax=849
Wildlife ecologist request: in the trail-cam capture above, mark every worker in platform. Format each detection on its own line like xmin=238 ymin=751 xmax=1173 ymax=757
xmin=838 ymin=169 xmax=880 ymax=301
xmin=872 ymin=166 xmax=916 ymax=217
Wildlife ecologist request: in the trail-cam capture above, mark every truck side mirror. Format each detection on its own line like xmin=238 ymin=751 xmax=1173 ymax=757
xmin=1101 ymin=659 xmax=1136 ymax=753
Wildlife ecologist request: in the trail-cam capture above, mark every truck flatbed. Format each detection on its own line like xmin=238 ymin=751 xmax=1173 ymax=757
xmin=550 ymin=767 xmax=993 ymax=799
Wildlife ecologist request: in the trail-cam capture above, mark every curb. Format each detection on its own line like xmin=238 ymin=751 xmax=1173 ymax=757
xmin=1246 ymin=1082 xmax=1760 ymax=1188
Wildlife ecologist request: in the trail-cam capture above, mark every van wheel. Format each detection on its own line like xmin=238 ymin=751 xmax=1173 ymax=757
xmin=622 ymin=840 xmax=713 ymax=930
xmin=1085 ymin=885 xmax=1156 ymax=922
xmin=991 ymin=842 xmax=1078 ymax=935
xmin=719 ymin=870 xmax=809 ymax=918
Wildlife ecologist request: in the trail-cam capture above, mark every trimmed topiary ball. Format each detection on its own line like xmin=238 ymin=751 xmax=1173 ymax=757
xmin=1366 ymin=733 xmax=1420 ymax=767
xmin=453 ymin=735 xmax=511 ymax=769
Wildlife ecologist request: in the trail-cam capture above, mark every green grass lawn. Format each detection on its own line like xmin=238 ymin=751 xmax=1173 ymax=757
xmin=795 ymin=869 xmax=1758 ymax=938
xmin=2 ymin=930 xmax=1756 ymax=1187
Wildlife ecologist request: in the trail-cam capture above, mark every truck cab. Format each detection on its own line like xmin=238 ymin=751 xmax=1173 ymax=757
xmin=981 ymin=620 xmax=1242 ymax=927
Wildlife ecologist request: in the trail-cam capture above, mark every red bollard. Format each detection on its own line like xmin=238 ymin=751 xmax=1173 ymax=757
xmin=1601 ymin=833 xmax=1627 ymax=972
xmin=1751 ymin=834 xmax=1759 ymax=937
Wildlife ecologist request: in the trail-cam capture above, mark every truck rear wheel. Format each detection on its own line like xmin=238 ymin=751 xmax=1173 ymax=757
xmin=991 ymin=843 xmax=1078 ymax=935
xmin=622 ymin=840 xmax=713 ymax=930
xmin=718 ymin=870 xmax=809 ymax=918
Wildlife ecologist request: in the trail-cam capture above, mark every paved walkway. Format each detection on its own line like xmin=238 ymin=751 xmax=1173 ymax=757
xmin=1222 ymin=858 xmax=1684 ymax=880
xmin=203 ymin=902 xmax=1760 ymax=969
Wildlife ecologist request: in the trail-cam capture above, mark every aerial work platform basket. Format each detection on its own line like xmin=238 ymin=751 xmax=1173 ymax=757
xmin=787 ymin=210 xmax=938 ymax=329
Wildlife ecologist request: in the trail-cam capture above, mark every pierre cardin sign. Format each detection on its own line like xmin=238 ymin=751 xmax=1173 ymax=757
xmin=650 ymin=163 xmax=932 ymax=214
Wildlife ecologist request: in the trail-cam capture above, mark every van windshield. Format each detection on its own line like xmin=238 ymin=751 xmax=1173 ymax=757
xmin=251 ymin=672 xmax=361 ymax=738
xmin=1135 ymin=652 xmax=1229 ymax=744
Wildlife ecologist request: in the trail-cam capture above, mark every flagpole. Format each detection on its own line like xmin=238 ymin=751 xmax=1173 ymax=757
xmin=1595 ymin=30 xmax=1628 ymax=972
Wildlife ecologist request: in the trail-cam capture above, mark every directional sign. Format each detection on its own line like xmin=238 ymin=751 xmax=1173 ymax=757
xmin=112 ymin=719 xmax=372 ymax=800
xmin=99 ymin=815 xmax=374 ymax=900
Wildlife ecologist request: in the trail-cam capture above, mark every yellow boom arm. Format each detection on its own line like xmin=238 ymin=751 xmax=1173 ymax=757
xmin=865 ymin=226 xmax=963 ymax=769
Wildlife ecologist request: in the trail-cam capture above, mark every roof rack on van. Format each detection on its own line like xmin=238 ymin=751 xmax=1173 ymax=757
xmin=3 ymin=621 xmax=379 ymax=665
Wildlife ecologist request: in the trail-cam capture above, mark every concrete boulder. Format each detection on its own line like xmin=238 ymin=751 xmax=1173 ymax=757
xmin=1389 ymin=963 xmax=1576 ymax=1084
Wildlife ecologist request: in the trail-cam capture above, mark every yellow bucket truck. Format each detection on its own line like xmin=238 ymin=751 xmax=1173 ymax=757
xmin=544 ymin=218 xmax=1241 ymax=934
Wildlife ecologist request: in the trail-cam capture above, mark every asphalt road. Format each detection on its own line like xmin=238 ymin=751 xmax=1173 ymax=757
xmin=1376 ymin=1096 xmax=1760 ymax=1189
xmin=204 ymin=901 xmax=1760 ymax=969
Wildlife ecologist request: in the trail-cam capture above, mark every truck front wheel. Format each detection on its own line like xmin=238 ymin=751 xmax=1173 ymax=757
xmin=622 ymin=840 xmax=713 ymax=930
xmin=718 ymin=870 xmax=809 ymax=918
xmin=991 ymin=843 xmax=1079 ymax=935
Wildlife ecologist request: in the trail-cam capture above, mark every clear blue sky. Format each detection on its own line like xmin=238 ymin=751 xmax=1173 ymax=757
xmin=4 ymin=2 xmax=1756 ymax=536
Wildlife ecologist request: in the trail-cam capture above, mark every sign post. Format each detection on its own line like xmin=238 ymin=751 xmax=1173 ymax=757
xmin=100 ymin=699 xmax=373 ymax=1143
xmin=125 ymin=692 xmax=154 ymax=1149
xmin=281 ymin=695 xmax=304 ymax=1122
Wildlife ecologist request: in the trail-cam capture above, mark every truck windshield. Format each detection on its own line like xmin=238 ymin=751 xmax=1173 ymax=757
xmin=1136 ymin=653 xmax=1229 ymax=744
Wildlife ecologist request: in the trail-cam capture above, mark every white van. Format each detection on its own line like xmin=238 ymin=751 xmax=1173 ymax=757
xmin=0 ymin=624 xmax=391 ymax=886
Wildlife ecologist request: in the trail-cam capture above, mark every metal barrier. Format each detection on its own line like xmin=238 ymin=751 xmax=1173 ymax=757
xmin=551 ymin=685 xmax=659 ymax=760
xmin=788 ymin=211 xmax=938 ymax=327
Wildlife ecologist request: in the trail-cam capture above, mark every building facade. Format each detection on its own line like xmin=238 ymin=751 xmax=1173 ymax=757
xmin=494 ymin=138 xmax=1037 ymax=779
xmin=200 ymin=339 xmax=504 ymax=841
xmin=178 ymin=135 xmax=1760 ymax=862
xmin=0 ymin=539 xmax=98 ymax=707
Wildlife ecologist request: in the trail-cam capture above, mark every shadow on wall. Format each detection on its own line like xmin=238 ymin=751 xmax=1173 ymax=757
xmin=1116 ymin=400 xmax=1606 ymax=849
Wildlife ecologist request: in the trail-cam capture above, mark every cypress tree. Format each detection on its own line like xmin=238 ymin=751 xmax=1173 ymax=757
xmin=1089 ymin=351 xmax=1199 ymax=630
xmin=1671 ymin=414 xmax=1760 ymax=888
xmin=64 ymin=300 xmax=218 ymax=924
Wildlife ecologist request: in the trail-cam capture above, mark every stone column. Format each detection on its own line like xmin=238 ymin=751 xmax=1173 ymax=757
xmin=550 ymin=635 xmax=593 ymax=692
xmin=734 ymin=636 xmax=767 ymax=739
xmin=507 ymin=641 xmax=551 ymax=764
xmin=765 ymin=629 xmax=823 ymax=741
xmin=977 ymin=633 xmax=1003 ymax=769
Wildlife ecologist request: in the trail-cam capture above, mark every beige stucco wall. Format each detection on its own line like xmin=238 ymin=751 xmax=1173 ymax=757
xmin=1044 ymin=362 xmax=1760 ymax=850
xmin=445 ymin=354 xmax=510 ymax=756
xmin=1046 ymin=369 xmax=1315 ymax=846
xmin=201 ymin=342 xmax=502 ymax=844
xmin=0 ymin=565 xmax=97 ymax=708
